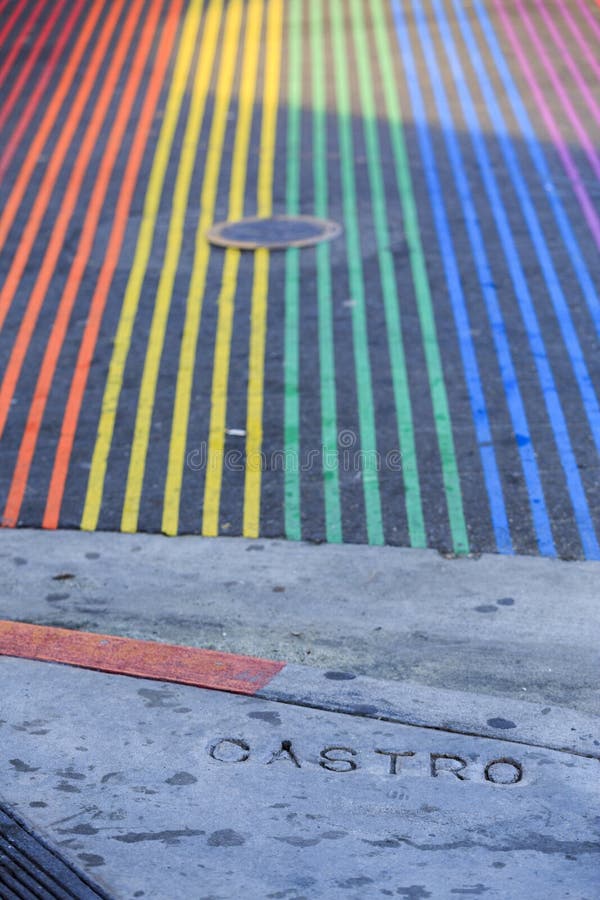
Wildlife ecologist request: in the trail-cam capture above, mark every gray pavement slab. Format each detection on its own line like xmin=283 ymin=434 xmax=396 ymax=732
xmin=1 ymin=529 xmax=599 ymax=716
xmin=1 ymin=655 xmax=598 ymax=900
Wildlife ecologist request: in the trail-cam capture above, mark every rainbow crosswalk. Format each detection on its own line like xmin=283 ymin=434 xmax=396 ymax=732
xmin=1 ymin=0 xmax=599 ymax=558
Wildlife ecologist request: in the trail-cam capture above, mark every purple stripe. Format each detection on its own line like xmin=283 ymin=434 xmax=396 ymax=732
xmin=558 ymin=0 xmax=600 ymax=82
xmin=493 ymin=0 xmax=600 ymax=253
xmin=573 ymin=0 xmax=600 ymax=44
xmin=515 ymin=0 xmax=600 ymax=182
xmin=535 ymin=0 xmax=600 ymax=127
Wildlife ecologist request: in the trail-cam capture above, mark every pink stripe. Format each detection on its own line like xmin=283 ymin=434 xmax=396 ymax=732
xmin=0 ymin=0 xmax=85 ymax=183
xmin=515 ymin=0 xmax=600 ymax=184
xmin=494 ymin=0 xmax=600 ymax=253
xmin=0 ymin=0 xmax=68 ymax=131
xmin=558 ymin=0 xmax=600 ymax=82
xmin=536 ymin=0 xmax=600 ymax=127
xmin=0 ymin=0 xmax=46 ymax=90
xmin=575 ymin=0 xmax=600 ymax=44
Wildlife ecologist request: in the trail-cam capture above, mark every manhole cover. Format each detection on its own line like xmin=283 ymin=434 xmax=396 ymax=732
xmin=206 ymin=215 xmax=342 ymax=250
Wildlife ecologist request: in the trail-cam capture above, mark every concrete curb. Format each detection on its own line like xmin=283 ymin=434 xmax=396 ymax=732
xmin=1 ymin=619 xmax=597 ymax=760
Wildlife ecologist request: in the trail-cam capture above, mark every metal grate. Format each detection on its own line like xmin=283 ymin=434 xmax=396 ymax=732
xmin=0 ymin=804 xmax=109 ymax=900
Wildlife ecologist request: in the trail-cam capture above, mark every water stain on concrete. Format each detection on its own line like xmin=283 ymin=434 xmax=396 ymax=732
xmin=208 ymin=829 xmax=246 ymax=847
xmin=9 ymin=759 xmax=39 ymax=773
xmin=165 ymin=772 xmax=198 ymax=786
xmin=113 ymin=829 xmax=204 ymax=845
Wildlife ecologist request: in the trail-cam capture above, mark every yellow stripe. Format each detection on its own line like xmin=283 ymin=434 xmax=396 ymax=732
xmin=81 ymin=0 xmax=204 ymax=532
xmin=161 ymin=2 xmax=245 ymax=536
xmin=243 ymin=0 xmax=284 ymax=537
xmin=201 ymin=0 xmax=264 ymax=537
xmin=119 ymin=0 xmax=238 ymax=533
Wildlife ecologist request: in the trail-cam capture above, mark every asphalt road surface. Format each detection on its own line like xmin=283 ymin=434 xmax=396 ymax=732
xmin=1 ymin=0 xmax=600 ymax=559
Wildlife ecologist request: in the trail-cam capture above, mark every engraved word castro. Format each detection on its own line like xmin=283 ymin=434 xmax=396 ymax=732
xmin=208 ymin=738 xmax=524 ymax=786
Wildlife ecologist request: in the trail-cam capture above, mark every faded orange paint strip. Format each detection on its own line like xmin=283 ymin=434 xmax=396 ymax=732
xmin=0 ymin=621 xmax=285 ymax=695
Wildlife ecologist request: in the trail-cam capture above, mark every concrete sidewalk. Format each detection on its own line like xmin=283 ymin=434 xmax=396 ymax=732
xmin=1 ymin=654 xmax=598 ymax=899
xmin=0 ymin=530 xmax=599 ymax=898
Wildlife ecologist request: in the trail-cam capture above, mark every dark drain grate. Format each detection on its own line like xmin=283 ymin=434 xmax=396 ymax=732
xmin=0 ymin=804 xmax=109 ymax=900
xmin=207 ymin=214 xmax=342 ymax=249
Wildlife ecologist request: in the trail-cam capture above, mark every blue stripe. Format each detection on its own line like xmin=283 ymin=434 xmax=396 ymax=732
xmin=471 ymin=0 xmax=600 ymax=342
xmin=424 ymin=0 xmax=599 ymax=559
xmin=390 ymin=0 xmax=556 ymax=556
xmin=450 ymin=0 xmax=600 ymax=464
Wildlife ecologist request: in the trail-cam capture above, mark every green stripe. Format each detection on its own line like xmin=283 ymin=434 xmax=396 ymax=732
xmin=330 ymin=0 xmax=384 ymax=545
xmin=370 ymin=0 xmax=469 ymax=554
xmin=311 ymin=0 xmax=342 ymax=543
xmin=348 ymin=0 xmax=426 ymax=548
xmin=283 ymin=0 xmax=302 ymax=540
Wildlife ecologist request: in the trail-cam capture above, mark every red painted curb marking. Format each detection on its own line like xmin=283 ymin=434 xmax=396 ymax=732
xmin=0 ymin=620 xmax=284 ymax=695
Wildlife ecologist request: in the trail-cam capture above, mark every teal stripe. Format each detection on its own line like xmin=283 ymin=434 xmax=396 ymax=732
xmin=348 ymin=0 xmax=426 ymax=548
xmin=370 ymin=0 xmax=469 ymax=554
xmin=283 ymin=0 xmax=302 ymax=540
xmin=311 ymin=0 xmax=342 ymax=543
xmin=330 ymin=0 xmax=384 ymax=545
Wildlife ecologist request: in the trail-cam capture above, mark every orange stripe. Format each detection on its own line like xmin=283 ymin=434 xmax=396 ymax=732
xmin=42 ymin=0 xmax=184 ymax=530
xmin=0 ymin=621 xmax=284 ymax=695
xmin=0 ymin=0 xmax=107 ymax=327
xmin=0 ymin=0 xmax=138 ymax=450
xmin=2 ymin=0 xmax=165 ymax=529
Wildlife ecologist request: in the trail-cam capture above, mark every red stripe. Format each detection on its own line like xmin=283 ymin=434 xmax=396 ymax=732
xmin=0 ymin=0 xmax=46 ymax=92
xmin=0 ymin=0 xmax=86 ymax=182
xmin=0 ymin=0 xmax=30 ymax=48
xmin=0 ymin=0 xmax=71 ymax=138
xmin=0 ymin=621 xmax=285 ymax=695
xmin=0 ymin=0 xmax=14 ymax=21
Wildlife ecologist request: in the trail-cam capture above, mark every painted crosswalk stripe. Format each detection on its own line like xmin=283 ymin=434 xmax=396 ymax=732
xmin=373 ymin=0 xmax=511 ymax=552
xmin=470 ymin=1 xmax=600 ymax=344
xmin=492 ymin=0 xmax=600 ymax=253
xmin=120 ymin=1 xmax=232 ymax=533
xmin=449 ymin=1 xmax=600 ymax=504
xmin=428 ymin=0 xmax=599 ymax=559
xmin=391 ymin=0 xmax=555 ymax=556
xmin=0 ymin=0 xmax=84 ymax=181
xmin=80 ymin=0 xmax=207 ymax=531
xmin=43 ymin=0 xmax=183 ymax=530
xmin=0 ymin=0 xmax=106 ymax=327
xmin=310 ymin=0 xmax=343 ymax=544
xmin=0 ymin=0 xmax=53 ymax=106
xmin=282 ymin=0 xmax=303 ymax=541
xmin=243 ymin=0 xmax=284 ymax=538
xmin=2 ymin=0 xmax=166 ymax=530
xmin=202 ymin=1 xmax=265 ymax=537
xmin=352 ymin=0 xmax=427 ymax=548
xmin=0 ymin=0 xmax=135 ymax=451
xmin=162 ymin=0 xmax=246 ymax=536
xmin=330 ymin=0 xmax=385 ymax=547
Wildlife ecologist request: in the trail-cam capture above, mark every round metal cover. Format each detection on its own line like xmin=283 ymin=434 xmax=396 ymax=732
xmin=206 ymin=215 xmax=342 ymax=250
